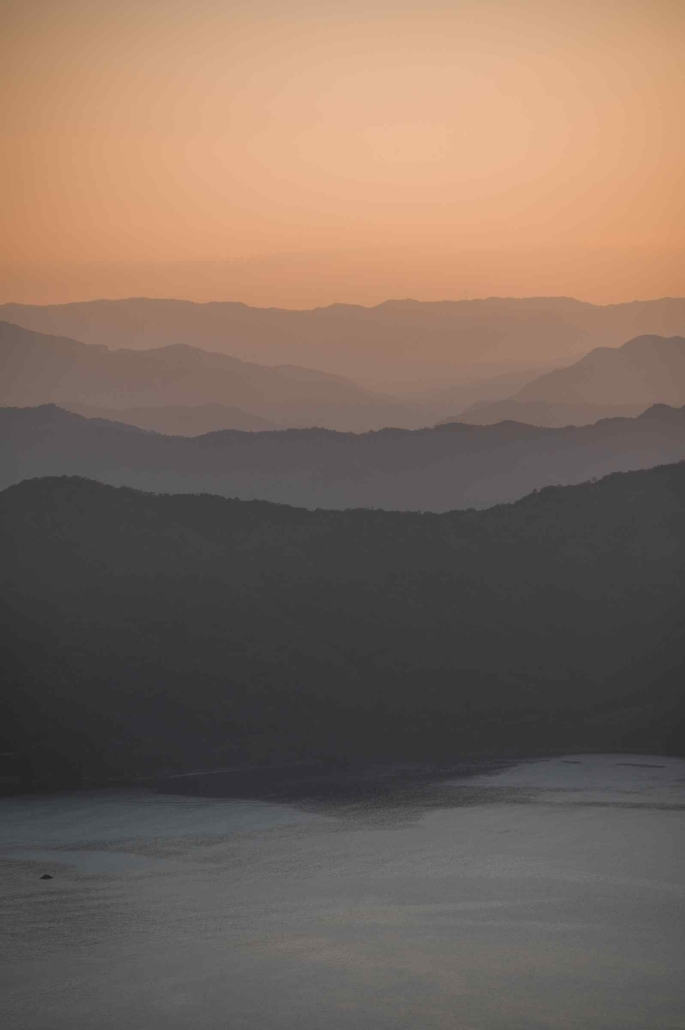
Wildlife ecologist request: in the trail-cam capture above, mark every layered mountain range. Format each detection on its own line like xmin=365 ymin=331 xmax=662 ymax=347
xmin=3 ymin=320 xmax=685 ymax=434
xmin=3 ymin=296 xmax=685 ymax=387
xmin=63 ymin=402 xmax=283 ymax=435
xmin=2 ymin=466 xmax=683 ymax=787
xmin=451 ymin=334 xmax=685 ymax=426
xmin=3 ymin=402 xmax=685 ymax=509
xmin=0 ymin=321 xmax=425 ymax=432
xmin=2 ymin=298 xmax=685 ymax=788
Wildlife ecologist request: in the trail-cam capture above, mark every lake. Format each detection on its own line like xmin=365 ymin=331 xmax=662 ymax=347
xmin=1 ymin=754 xmax=684 ymax=1029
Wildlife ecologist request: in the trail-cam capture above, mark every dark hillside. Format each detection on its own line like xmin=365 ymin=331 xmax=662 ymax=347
xmin=1 ymin=465 xmax=683 ymax=789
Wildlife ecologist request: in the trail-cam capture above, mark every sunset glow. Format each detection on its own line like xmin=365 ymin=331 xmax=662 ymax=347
xmin=2 ymin=0 xmax=684 ymax=305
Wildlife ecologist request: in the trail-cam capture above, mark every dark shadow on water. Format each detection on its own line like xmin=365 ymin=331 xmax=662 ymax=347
xmin=150 ymin=757 xmax=528 ymax=815
xmin=149 ymin=755 xmax=685 ymax=821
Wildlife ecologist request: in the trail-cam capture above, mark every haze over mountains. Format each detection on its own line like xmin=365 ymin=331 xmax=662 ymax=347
xmin=0 ymin=321 xmax=430 ymax=432
xmin=4 ymin=402 xmax=685 ymax=510
xmin=4 ymin=319 xmax=685 ymax=435
xmin=451 ymin=401 xmax=648 ymax=428
xmin=451 ymin=334 xmax=685 ymax=427
xmin=3 ymin=296 xmax=685 ymax=390
xmin=517 ymin=334 xmax=685 ymax=405
xmin=63 ymin=403 xmax=283 ymax=435
xmin=1 ymin=318 xmax=540 ymax=434
xmin=2 ymin=466 xmax=683 ymax=787
xmin=2 ymin=295 xmax=685 ymax=789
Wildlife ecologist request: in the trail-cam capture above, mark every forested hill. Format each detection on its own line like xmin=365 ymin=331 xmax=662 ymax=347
xmin=2 ymin=465 xmax=684 ymax=789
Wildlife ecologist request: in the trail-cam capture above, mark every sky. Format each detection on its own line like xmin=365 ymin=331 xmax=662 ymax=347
xmin=1 ymin=0 xmax=684 ymax=307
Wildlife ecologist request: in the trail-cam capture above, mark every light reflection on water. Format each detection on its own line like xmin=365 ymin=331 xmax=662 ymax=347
xmin=1 ymin=754 xmax=684 ymax=1030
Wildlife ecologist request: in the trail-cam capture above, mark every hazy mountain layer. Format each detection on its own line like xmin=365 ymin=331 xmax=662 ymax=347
xmin=0 ymin=321 xmax=428 ymax=432
xmin=63 ymin=402 xmax=283 ymax=435
xmin=3 ymin=296 xmax=684 ymax=387
xmin=517 ymin=334 xmax=685 ymax=406
xmin=421 ymin=366 xmax=552 ymax=409
xmin=449 ymin=400 xmax=648 ymax=428
xmin=2 ymin=466 xmax=683 ymax=788
xmin=3 ymin=403 xmax=685 ymax=511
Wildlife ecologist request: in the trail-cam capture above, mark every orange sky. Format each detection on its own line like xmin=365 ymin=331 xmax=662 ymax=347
xmin=2 ymin=0 xmax=684 ymax=306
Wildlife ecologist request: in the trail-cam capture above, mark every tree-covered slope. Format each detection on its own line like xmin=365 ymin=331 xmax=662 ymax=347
xmin=1 ymin=465 xmax=684 ymax=789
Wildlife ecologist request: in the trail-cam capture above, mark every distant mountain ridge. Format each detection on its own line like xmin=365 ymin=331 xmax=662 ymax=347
xmin=63 ymin=402 xmax=283 ymax=435
xmin=3 ymin=296 xmax=684 ymax=387
xmin=0 ymin=320 xmax=429 ymax=432
xmin=3 ymin=402 xmax=685 ymax=510
xmin=447 ymin=400 xmax=649 ymax=428
xmin=2 ymin=465 xmax=683 ymax=788
xmin=515 ymin=334 xmax=685 ymax=406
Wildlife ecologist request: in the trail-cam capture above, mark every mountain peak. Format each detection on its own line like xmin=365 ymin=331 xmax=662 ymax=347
xmin=516 ymin=334 xmax=685 ymax=407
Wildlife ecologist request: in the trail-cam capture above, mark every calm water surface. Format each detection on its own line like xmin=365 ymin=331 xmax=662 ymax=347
xmin=1 ymin=755 xmax=684 ymax=1030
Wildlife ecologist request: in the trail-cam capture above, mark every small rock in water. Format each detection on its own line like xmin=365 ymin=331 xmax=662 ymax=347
xmin=40 ymin=873 xmax=53 ymax=880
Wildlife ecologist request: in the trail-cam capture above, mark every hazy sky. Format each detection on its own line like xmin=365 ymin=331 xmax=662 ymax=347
xmin=2 ymin=0 xmax=683 ymax=306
